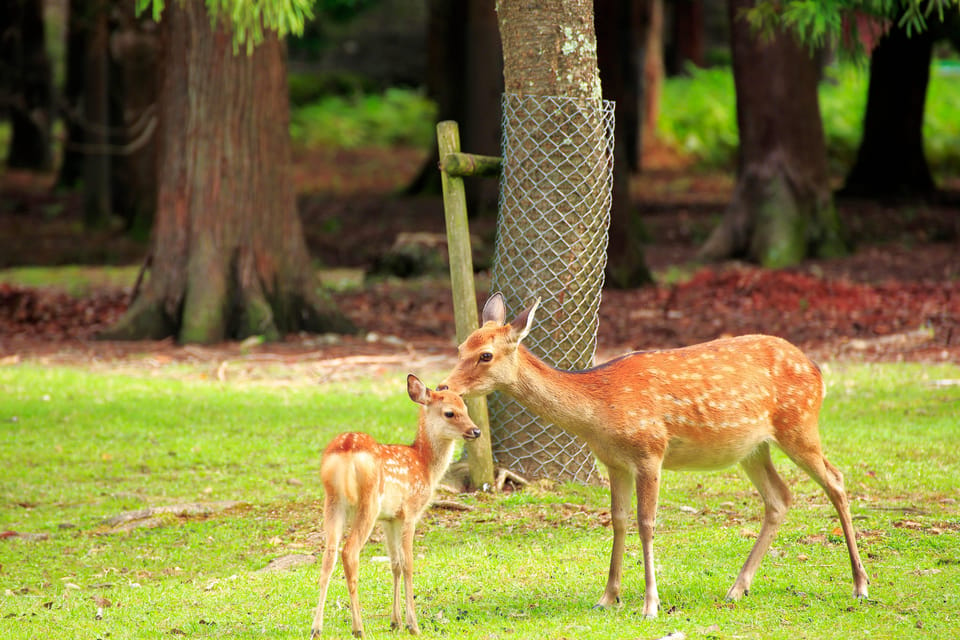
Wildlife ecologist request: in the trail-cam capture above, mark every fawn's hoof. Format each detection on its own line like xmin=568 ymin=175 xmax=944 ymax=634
xmin=591 ymin=596 xmax=621 ymax=610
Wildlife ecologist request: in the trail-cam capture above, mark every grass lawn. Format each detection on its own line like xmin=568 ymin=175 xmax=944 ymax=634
xmin=1 ymin=361 xmax=958 ymax=639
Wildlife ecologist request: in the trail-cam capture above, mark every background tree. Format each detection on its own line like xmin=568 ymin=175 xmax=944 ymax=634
xmin=841 ymin=12 xmax=960 ymax=199
xmin=699 ymin=0 xmax=846 ymax=267
xmin=747 ymin=0 xmax=960 ymax=202
xmin=596 ymin=0 xmax=653 ymax=287
xmin=105 ymin=0 xmax=351 ymax=343
xmin=1 ymin=0 xmax=54 ymax=171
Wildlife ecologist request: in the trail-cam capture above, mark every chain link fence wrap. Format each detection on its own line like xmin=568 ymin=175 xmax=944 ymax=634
xmin=488 ymin=93 xmax=615 ymax=483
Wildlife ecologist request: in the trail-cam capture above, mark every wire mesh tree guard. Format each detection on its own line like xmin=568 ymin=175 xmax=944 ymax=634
xmin=488 ymin=93 xmax=615 ymax=483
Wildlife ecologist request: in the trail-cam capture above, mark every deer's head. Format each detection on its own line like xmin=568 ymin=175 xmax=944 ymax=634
xmin=438 ymin=292 xmax=539 ymax=397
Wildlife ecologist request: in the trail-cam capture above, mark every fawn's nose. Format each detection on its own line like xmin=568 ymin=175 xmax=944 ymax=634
xmin=467 ymin=428 xmax=481 ymax=440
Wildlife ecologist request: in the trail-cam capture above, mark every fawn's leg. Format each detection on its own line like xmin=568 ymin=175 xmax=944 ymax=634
xmin=342 ymin=500 xmax=379 ymax=638
xmin=400 ymin=520 xmax=420 ymax=635
xmin=635 ymin=460 xmax=662 ymax=618
xmin=312 ymin=496 xmax=345 ymax=638
xmin=382 ymin=520 xmax=404 ymax=631
xmin=727 ymin=442 xmax=792 ymax=600
xmin=596 ymin=466 xmax=634 ymax=608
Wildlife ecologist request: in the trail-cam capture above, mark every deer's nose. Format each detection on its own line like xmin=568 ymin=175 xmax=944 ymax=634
xmin=467 ymin=428 xmax=481 ymax=440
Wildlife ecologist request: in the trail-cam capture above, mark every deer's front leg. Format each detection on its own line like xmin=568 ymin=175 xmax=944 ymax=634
xmin=635 ymin=461 xmax=662 ymax=618
xmin=401 ymin=522 xmax=420 ymax=635
xmin=596 ymin=467 xmax=634 ymax=608
xmin=383 ymin=520 xmax=403 ymax=631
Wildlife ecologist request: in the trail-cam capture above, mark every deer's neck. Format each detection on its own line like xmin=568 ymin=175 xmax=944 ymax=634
xmin=510 ymin=346 xmax=603 ymax=436
xmin=411 ymin=416 xmax=457 ymax=488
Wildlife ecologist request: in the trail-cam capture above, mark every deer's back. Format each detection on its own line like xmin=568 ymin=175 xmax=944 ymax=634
xmin=576 ymin=335 xmax=824 ymax=470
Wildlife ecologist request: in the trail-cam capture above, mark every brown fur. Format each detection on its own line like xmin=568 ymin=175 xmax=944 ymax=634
xmin=440 ymin=293 xmax=869 ymax=617
xmin=311 ymin=375 xmax=480 ymax=638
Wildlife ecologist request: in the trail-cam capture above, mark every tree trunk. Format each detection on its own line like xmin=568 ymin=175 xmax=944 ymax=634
xmin=492 ymin=0 xmax=610 ymax=482
xmin=2 ymin=0 xmax=54 ymax=171
xmin=408 ymin=0 xmax=501 ymax=216
xmin=56 ymin=0 xmax=87 ymax=188
xmin=596 ymin=0 xmax=653 ymax=287
xmin=82 ymin=0 xmax=112 ymax=228
xmin=102 ymin=0 xmax=352 ymax=343
xmin=109 ymin=0 xmax=159 ymax=237
xmin=839 ymin=23 xmax=935 ymax=200
xmin=699 ymin=0 xmax=845 ymax=268
xmin=667 ymin=0 xmax=704 ymax=74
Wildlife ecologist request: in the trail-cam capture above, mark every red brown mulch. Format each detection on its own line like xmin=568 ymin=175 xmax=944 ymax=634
xmin=1 ymin=152 xmax=959 ymax=370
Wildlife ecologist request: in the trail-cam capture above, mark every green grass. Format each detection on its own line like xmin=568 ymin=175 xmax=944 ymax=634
xmin=658 ymin=61 xmax=960 ymax=175
xmin=1 ymin=362 xmax=958 ymax=639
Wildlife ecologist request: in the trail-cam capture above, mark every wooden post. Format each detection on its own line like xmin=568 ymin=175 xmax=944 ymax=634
xmin=437 ymin=120 xmax=495 ymax=491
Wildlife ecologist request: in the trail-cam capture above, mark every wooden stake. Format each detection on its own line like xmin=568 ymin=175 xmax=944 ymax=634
xmin=437 ymin=120 xmax=496 ymax=491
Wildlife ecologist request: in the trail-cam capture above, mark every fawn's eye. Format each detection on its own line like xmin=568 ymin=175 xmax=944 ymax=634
xmin=443 ymin=411 xmax=455 ymax=418
xmin=479 ymin=352 xmax=493 ymax=362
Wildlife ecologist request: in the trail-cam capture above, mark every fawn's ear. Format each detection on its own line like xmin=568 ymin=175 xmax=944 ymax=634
xmin=481 ymin=292 xmax=506 ymax=325
xmin=510 ymin=297 xmax=540 ymax=343
xmin=406 ymin=374 xmax=430 ymax=405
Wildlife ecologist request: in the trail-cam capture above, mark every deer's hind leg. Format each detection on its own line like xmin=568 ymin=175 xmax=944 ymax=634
xmin=342 ymin=490 xmax=380 ymax=637
xmin=782 ymin=431 xmax=869 ymax=598
xmin=312 ymin=494 xmax=346 ymax=638
xmin=727 ymin=442 xmax=792 ymax=600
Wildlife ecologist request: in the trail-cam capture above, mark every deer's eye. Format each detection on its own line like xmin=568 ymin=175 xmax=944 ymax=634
xmin=479 ymin=352 xmax=493 ymax=362
xmin=443 ymin=411 xmax=455 ymax=418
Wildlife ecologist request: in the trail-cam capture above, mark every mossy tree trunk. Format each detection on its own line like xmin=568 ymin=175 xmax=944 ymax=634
xmin=102 ymin=0 xmax=351 ymax=343
xmin=699 ymin=0 xmax=846 ymax=268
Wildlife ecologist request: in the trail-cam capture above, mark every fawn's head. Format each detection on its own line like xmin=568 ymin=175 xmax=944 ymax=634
xmin=439 ymin=292 xmax=539 ymax=397
xmin=407 ymin=374 xmax=481 ymax=441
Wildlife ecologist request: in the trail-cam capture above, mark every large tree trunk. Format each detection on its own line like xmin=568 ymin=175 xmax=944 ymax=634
xmin=699 ymin=0 xmax=845 ymax=268
xmin=102 ymin=0 xmax=351 ymax=343
xmin=839 ymin=23 xmax=935 ymax=200
xmin=2 ymin=0 xmax=54 ymax=171
xmin=596 ymin=0 xmax=653 ymax=287
xmin=491 ymin=0 xmax=610 ymax=482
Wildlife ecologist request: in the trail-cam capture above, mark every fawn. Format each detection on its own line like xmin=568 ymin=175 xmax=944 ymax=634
xmin=439 ymin=292 xmax=869 ymax=618
xmin=311 ymin=374 xmax=481 ymax=638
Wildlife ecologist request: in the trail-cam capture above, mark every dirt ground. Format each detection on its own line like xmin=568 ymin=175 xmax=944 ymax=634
xmin=1 ymin=146 xmax=959 ymax=375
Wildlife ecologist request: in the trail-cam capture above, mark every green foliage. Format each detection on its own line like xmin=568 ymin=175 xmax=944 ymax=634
xmin=289 ymin=87 xmax=437 ymax=149
xmin=743 ymin=1 xmax=960 ymax=57
xmin=135 ymin=0 xmax=314 ymax=53
xmin=658 ymin=62 xmax=960 ymax=174
xmin=1 ymin=362 xmax=958 ymax=638
xmin=656 ymin=65 xmax=739 ymax=166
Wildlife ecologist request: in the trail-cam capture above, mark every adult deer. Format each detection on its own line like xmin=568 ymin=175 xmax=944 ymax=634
xmin=311 ymin=374 xmax=481 ymax=638
xmin=439 ymin=292 xmax=868 ymax=617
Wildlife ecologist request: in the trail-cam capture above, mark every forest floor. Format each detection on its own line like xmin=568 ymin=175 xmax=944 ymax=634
xmin=1 ymin=144 xmax=959 ymax=376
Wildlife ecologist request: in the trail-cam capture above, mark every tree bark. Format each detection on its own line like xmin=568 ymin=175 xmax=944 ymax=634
xmin=102 ymin=0 xmax=351 ymax=343
xmin=699 ymin=0 xmax=845 ymax=268
xmin=839 ymin=23 xmax=936 ymax=200
xmin=2 ymin=0 xmax=54 ymax=171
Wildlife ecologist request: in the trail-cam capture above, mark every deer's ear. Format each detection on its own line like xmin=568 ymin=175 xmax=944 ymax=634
xmin=510 ymin=297 xmax=540 ymax=343
xmin=406 ymin=374 xmax=430 ymax=405
xmin=481 ymin=292 xmax=507 ymax=325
